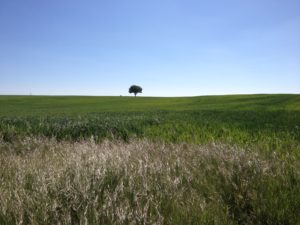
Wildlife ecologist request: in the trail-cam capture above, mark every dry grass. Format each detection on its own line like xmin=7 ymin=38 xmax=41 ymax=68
xmin=0 ymin=138 xmax=299 ymax=225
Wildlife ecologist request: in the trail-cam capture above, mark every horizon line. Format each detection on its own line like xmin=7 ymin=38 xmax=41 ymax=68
xmin=0 ymin=93 xmax=299 ymax=98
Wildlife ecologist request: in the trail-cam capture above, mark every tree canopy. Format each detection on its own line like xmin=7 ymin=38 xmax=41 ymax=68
xmin=129 ymin=85 xmax=142 ymax=97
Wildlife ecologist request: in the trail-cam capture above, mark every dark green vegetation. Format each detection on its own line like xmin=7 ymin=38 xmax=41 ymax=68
xmin=129 ymin=85 xmax=143 ymax=97
xmin=0 ymin=94 xmax=300 ymax=225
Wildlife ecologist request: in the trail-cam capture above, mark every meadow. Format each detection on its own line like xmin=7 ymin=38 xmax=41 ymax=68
xmin=0 ymin=94 xmax=299 ymax=225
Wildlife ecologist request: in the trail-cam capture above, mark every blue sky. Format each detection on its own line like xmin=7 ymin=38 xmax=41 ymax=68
xmin=1 ymin=0 xmax=299 ymax=96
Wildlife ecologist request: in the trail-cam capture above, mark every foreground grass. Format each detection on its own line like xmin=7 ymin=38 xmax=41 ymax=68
xmin=0 ymin=139 xmax=299 ymax=225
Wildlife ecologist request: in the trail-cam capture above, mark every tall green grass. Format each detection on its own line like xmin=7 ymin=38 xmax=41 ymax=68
xmin=1 ymin=110 xmax=299 ymax=157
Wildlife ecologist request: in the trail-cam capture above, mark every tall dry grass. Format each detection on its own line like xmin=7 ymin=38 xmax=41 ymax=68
xmin=0 ymin=138 xmax=299 ymax=225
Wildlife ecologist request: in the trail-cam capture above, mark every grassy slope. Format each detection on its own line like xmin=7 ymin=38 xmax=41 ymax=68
xmin=0 ymin=94 xmax=299 ymax=116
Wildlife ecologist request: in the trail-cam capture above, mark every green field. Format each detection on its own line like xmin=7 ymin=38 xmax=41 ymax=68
xmin=1 ymin=94 xmax=299 ymax=156
xmin=1 ymin=94 xmax=300 ymax=116
xmin=0 ymin=94 xmax=300 ymax=225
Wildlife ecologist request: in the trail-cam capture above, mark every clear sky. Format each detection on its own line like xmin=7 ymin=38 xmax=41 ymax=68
xmin=1 ymin=0 xmax=299 ymax=96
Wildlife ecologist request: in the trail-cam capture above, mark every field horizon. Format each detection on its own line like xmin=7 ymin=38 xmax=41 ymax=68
xmin=1 ymin=93 xmax=299 ymax=96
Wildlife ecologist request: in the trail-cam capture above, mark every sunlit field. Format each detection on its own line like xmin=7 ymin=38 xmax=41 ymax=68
xmin=0 ymin=94 xmax=299 ymax=224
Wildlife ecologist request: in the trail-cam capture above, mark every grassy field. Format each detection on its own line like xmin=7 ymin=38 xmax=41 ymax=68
xmin=0 ymin=94 xmax=300 ymax=224
xmin=0 ymin=94 xmax=300 ymax=116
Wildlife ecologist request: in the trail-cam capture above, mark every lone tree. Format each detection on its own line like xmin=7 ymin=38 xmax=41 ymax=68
xmin=129 ymin=85 xmax=142 ymax=97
